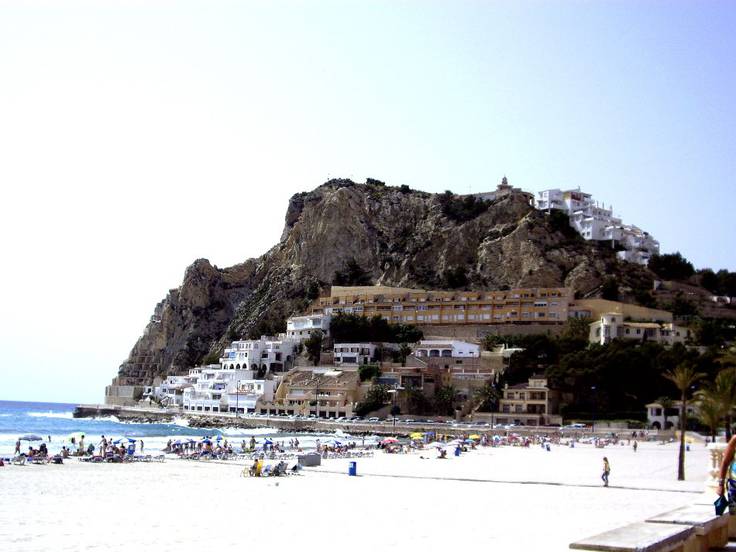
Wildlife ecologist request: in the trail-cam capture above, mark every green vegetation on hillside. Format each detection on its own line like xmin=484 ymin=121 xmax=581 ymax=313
xmin=437 ymin=190 xmax=490 ymax=223
xmin=329 ymin=313 xmax=423 ymax=344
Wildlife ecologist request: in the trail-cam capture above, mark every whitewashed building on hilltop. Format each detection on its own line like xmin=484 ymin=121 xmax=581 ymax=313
xmin=589 ymin=313 xmax=689 ymax=346
xmin=220 ymin=336 xmax=298 ymax=375
xmin=413 ymin=340 xmax=480 ymax=358
xmin=286 ymin=313 xmax=331 ymax=341
xmin=535 ymin=188 xmax=659 ymax=265
xmin=333 ymin=343 xmax=378 ymax=365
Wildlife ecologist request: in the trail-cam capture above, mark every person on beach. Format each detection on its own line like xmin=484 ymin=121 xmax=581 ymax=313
xmin=602 ymin=457 xmax=611 ymax=487
xmin=140 ymin=440 xmax=144 ymax=453
xmin=633 ymin=440 xmax=638 ymax=453
xmin=15 ymin=440 xmax=20 ymax=455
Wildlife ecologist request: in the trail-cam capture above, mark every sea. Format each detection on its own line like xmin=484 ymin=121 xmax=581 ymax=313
xmin=0 ymin=400 xmax=374 ymax=457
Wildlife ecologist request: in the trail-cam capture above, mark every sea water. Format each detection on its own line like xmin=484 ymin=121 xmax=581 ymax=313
xmin=0 ymin=400 xmax=374 ymax=456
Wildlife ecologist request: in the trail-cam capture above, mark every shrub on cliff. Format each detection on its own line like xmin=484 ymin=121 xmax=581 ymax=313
xmin=437 ymin=191 xmax=490 ymax=223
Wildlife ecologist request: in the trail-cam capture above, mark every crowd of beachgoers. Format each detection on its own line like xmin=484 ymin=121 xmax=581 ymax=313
xmin=1 ymin=426 xmax=666 ymax=472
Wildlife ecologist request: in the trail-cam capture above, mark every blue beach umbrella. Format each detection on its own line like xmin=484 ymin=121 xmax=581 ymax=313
xmin=216 ymin=435 xmax=223 ymax=441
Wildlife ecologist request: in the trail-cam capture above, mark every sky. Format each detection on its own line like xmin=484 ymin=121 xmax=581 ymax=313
xmin=0 ymin=1 xmax=734 ymax=403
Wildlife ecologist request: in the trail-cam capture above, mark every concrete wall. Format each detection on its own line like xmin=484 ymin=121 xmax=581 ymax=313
xmin=104 ymin=385 xmax=144 ymax=406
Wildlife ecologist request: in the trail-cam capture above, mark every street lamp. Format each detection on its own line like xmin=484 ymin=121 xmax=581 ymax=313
xmin=591 ymin=385 xmax=597 ymax=434
xmin=389 ymin=385 xmax=404 ymax=429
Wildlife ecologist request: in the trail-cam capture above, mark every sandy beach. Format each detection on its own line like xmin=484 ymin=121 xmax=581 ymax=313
xmin=0 ymin=440 xmax=714 ymax=552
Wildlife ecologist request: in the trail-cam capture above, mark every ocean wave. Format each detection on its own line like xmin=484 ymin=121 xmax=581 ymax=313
xmin=26 ymin=411 xmax=74 ymax=419
xmin=219 ymin=426 xmax=276 ymax=437
xmin=169 ymin=417 xmax=190 ymax=428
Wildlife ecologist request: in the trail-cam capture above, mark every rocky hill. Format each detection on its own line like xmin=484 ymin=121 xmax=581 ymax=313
xmin=113 ymin=178 xmax=654 ymax=386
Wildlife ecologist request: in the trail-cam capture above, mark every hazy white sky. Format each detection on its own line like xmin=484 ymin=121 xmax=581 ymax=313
xmin=1 ymin=1 xmax=734 ymax=403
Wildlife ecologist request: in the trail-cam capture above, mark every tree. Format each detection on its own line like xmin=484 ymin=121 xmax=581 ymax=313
xmin=694 ymin=390 xmax=723 ymax=442
xmin=434 ymin=385 xmax=458 ymax=416
xmin=358 ymin=364 xmax=381 ymax=382
xmin=472 ymin=382 xmax=500 ymax=412
xmin=663 ymin=363 xmax=705 ymax=480
xmin=443 ymin=266 xmax=469 ymax=289
xmin=304 ymin=330 xmax=324 ymax=366
xmin=333 ymin=258 xmax=372 ymax=286
xmin=649 ymin=252 xmax=695 ymax=281
xmin=562 ymin=316 xmax=592 ymax=342
xmin=710 ymin=368 xmax=736 ymax=440
xmin=481 ymin=334 xmax=506 ymax=351
xmin=601 ymin=277 xmax=619 ymax=301
xmin=355 ymin=384 xmax=390 ymax=416
xmin=398 ymin=343 xmax=412 ymax=367
xmin=656 ymin=395 xmax=675 ymax=426
xmin=699 ymin=269 xmax=720 ymax=293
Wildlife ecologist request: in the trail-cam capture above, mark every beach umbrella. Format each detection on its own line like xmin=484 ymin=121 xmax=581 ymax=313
xmin=381 ymin=437 xmax=399 ymax=445
xmin=263 ymin=438 xmax=273 ymax=444
xmin=469 ymin=434 xmax=481 ymax=440
xmin=409 ymin=432 xmax=424 ymax=440
xmin=216 ymin=435 xmax=223 ymax=441
xmin=429 ymin=442 xmax=446 ymax=449
xmin=19 ymin=434 xmax=43 ymax=441
xmin=202 ymin=439 xmax=212 ymax=445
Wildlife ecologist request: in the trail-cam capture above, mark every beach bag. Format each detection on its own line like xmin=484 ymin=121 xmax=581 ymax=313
xmin=715 ymin=495 xmax=728 ymax=516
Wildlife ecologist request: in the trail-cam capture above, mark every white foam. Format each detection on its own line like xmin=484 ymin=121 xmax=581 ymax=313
xmin=26 ymin=411 xmax=74 ymax=419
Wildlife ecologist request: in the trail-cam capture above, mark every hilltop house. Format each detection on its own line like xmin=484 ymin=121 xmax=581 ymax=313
xmin=589 ymin=313 xmax=689 ymax=346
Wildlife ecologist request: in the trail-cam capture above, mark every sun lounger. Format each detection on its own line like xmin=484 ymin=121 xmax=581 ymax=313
xmin=12 ymin=455 xmax=26 ymax=466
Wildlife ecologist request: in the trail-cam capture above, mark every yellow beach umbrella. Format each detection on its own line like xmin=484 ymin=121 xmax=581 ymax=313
xmin=410 ymin=432 xmax=424 ymax=440
xmin=469 ymin=434 xmax=481 ymax=440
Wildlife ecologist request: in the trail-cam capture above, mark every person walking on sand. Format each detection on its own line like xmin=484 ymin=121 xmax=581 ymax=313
xmin=633 ymin=440 xmax=638 ymax=453
xmin=15 ymin=439 xmax=21 ymax=455
xmin=602 ymin=457 xmax=611 ymax=487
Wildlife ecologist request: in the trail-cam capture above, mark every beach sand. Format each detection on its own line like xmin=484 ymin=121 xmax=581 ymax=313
xmin=0 ymin=441 xmax=714 ymax=551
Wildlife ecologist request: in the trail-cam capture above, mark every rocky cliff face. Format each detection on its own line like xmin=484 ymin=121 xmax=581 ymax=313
xmin=114 ymin=179 xmax=651 ymax=385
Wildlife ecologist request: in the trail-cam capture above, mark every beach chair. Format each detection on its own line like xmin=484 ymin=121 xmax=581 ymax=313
xmin=261 ymin=464 xmax=273 ymax=477
xmin=12 ymin=455 xmax=26 ymax=466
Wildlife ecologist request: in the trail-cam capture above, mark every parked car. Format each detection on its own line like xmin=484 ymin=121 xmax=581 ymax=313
xmin=367 ymin=417 xmax=381 ymax=423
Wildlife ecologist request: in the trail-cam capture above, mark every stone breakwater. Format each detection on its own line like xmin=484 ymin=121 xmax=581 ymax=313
xmin=73 ymin=404 xmax=597 ymax=438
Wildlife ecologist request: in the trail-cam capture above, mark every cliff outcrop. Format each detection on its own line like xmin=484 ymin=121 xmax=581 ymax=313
xmin=113 ymin=179 xmax=651 ymax=386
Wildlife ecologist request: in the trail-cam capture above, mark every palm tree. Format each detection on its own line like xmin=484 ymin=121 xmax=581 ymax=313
xmin=473 ymin=383 xmax=500 ymax=413
xmin=694 ymin=390 xmax=723 ymax=442
xmin=709 ymin=368 xmax=736 ymax=440
xmin=663 ymin=363 xmax=705 ymax=480
xmin=656 ymin=396 xmax=675 ymax=429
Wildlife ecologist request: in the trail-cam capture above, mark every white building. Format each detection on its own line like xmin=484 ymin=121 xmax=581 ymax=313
xmin=589 ymin=313 xmax=689 ymax=346
xmin=154 ymin=371 xmax=199 ymax=406
xmin=225 ymin=379 xmax=276 ymax=414
xmin=333 ymin=343 xmax=378 ymax=365
xmin=470 ymin=177 xmax=534 ymax=205
xmin=182 ymin=368 xmax=253 ymax=413
xmin=286 ymin=313 xmax=331 ymax=341
xmin=220 ymin=336 xmax=298 ymax=375
xmin=413 ymin=340 xmax=480 ymax=358
xmin=646 ymin=400 xmax=698 ymax=430
xmin=536 ymin=188 xmax=659 ymax=265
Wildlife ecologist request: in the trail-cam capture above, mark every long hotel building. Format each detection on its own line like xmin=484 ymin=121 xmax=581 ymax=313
xmin=307 ymin=286 xmax=571 ymax=325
